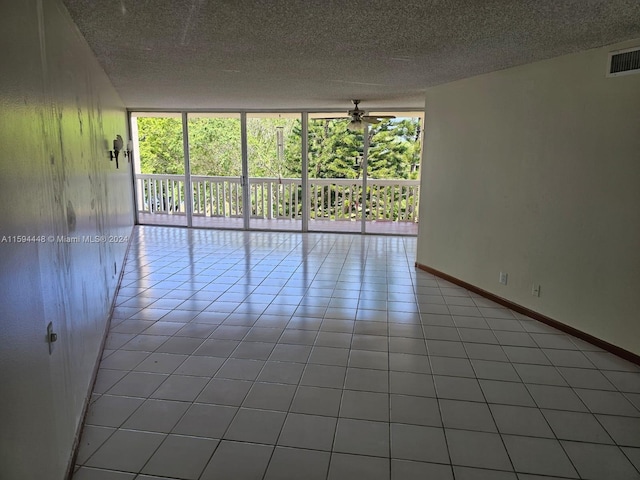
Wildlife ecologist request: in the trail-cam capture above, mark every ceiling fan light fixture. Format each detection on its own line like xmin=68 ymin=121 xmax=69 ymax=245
xmin=347 ymin=118 xmax=364 ymax=131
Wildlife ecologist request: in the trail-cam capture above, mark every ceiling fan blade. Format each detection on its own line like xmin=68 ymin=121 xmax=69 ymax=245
xmin=364 ymin=115 xmax=396 ymax=120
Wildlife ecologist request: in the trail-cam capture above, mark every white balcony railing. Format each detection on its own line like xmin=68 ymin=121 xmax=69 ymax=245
xmin=135 ymin=174 xmax=419 ymax=223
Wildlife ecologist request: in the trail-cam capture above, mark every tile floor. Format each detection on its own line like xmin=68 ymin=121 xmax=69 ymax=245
xmin=73 ymin=226 xmax=640 ymax=480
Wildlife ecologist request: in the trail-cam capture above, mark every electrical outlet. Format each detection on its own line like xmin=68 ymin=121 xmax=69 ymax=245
xmin=499 ymin=272 xmax=508 ymax=285
xmin=532 ymin=284 xmax=541 ymax=297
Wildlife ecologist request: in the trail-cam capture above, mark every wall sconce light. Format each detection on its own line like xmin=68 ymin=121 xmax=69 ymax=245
xmin=123 ymin=139 xmax=133 ymax=164
xmin=109 ymin=135 xmax=124 ymax=168
xmin=109 ymin=136 xmax=133 ymax=168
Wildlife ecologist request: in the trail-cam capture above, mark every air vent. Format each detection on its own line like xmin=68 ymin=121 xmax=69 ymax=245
xmin=607 ymin=47 xmax=640 ymax=77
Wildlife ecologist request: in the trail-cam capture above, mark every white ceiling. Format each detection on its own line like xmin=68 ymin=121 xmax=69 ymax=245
xmin=62 ymin=0 xmax=640 ymax=111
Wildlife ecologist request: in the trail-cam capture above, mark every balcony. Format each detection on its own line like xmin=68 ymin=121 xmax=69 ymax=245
xmin=136 ymin=174 xmax=419 ymax=235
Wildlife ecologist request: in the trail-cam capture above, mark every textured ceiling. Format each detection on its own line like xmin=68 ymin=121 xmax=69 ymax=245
xmin=62 ymin=0 xmax=640 ymax=110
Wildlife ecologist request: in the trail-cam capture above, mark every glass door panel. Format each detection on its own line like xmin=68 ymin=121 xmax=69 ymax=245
xmin=187 ymin=113 xmax=243 ymax=229
xmin=131 ymin=112 xmax=187 ymax=227
xmin=364 ymin=113 xmax=422 ymax=235
xmin=246 ymin=113 xmax=303 ymax=231
xmin=307 ymin=114 xmax=364 ymax=233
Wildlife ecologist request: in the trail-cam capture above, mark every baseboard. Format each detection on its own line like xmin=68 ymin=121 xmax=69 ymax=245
xmin=65 ymin=225 xmax=135 ymax=480
xmin=415 ymin=262 xmax=640 ymax=366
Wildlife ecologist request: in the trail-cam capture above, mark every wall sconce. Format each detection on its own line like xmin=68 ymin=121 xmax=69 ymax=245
xmin=124 ymin=139 xmax=133 ymax=163
xmin=109 ymin=136 xmax=133 ymax=168
xmin=109 ymin=135 xmax=123 ymax=168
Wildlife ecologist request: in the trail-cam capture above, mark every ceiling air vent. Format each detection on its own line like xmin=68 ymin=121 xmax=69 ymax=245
xmin=607 ymin=47 xmax=640 ymax=77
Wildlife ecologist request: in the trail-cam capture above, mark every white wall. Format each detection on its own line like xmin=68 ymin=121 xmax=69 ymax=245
xmin=417 ymin=40 xmax=640 ymax=356
xmin=0 ymin=1 xmax=134 ymax=478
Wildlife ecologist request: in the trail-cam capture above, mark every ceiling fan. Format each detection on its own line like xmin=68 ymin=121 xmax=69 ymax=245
xmin=321 ymin=100 xmax=396 ymax=131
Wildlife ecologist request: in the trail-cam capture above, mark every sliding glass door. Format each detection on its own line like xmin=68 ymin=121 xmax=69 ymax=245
xmin=246 ymin=113 xmax=303 ymax=231
xmin=364 ymin=113 xmax=422 ymax=235
xmin=132 ymin=112 xmax=187 ymax=227
xmin=307 ymin=114 xmax=364 ymax=233
xmin=187 ymin=113 xmax=244 ymax=229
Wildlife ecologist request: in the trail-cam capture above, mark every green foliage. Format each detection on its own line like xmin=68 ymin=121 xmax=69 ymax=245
xmin=368 ymin=118 xmax=421 ymax=180
xmin=247 ymin=118 xmax=300 ymax=178
xmin=137 ymin=117 xmax=185 ymax=174
xmin=189 ymin=118 xmax=242 ymax=176
xmin=306 ymin=120 xmax=364 ymax=179
xmin=136 ymin=115 xmax=422 ymax=180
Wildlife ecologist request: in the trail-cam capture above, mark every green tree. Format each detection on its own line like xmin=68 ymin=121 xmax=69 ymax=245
xmin=137 ymin=117 xmax=184 ymax=174
xmin=286 ymin=119 xmax=363 ymax=179
xmin=247 ymin=118 xmax=301 ymax=178
xmin=136 ymin=115 xmax=421 ymax=181
xmin=188 ymin=117 xmax=242 ymax=176
xmin=368 ymin=118 xmax=421 ymax=180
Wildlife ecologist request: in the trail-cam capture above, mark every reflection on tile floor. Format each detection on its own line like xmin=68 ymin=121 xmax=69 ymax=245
xmin=137 ymin=213 xmax=419 ymax=235
xmin=73 ymin=226 xmax=640 ymax=480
